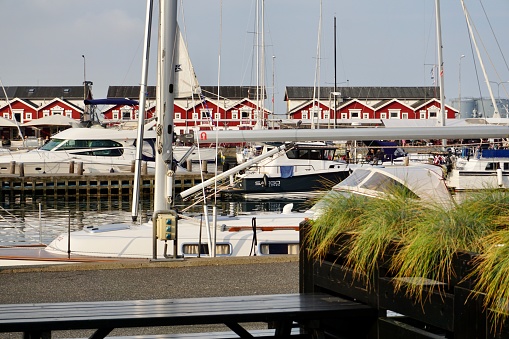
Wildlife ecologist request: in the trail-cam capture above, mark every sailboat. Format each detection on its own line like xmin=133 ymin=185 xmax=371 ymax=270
xmin=44 ymin=1 xmax=305 ymax=260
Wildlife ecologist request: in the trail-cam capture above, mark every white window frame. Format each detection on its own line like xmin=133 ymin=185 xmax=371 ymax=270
xmin=42 ymin=110 xmax=50 ymax=117
xmin=121 ymin=109 xmax=131 ymax=120
xmin=192 ymin=112 xmax=199 ymax=120
xmin=65 ymin=110 xmax=72 ymax=117
xmin=323 ymin=111 xmax=330 ymax=120
xmin=341 ymin=113 xmax=347 ymax=119
xmin=402 ymin=112 xmax=408 ymax=119
xmin=380 ymin=112 xmax=387 ymax=119
xmin=350 ymin=110 xmax=360 ymax=119
xmin=112 ymin=111 xmax=119 ymax=120
xmin=200 ymin=109 xmax=212 ymax=119
xmin=214 ymin=112 xmax=221 ymax=121
xmin=231 ymin=110 xmax=238 ymax=120
xmin=302 ymin=110 xmax=308 ymax=119
xmin=389 ymin=110 xmax=400 ymax=119
xmin=2 ymin=113 xmax=9 ymax=119
xmin=362 ymin=113 xmax=369 ymax=119
xmin=26 ymin=113 xmax=32 ymax=120
xmin=420 ymin=111 xmax=426 ymax=119
xmin=175 ymin=112 xmax=181 ymax=120
xmin=428 ymin=110 xmax=438 ymax=118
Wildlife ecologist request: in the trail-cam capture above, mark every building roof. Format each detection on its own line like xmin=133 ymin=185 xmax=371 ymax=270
xmin=107 ymin=86 xmax=157 ymax=100
xmin=2 ymin=86 xmax=85 ymax=100
xmin=285 ymin=86 xmax=439 ymax=101
xmin=107 ymin=85 xmax=266 ymax=101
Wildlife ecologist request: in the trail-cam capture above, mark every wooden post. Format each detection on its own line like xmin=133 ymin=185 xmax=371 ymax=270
xmin=131 ymin=160 xmax=135 ymax=173
xmin=77 ymin=162 xmax=84 ymax=175
xmin=9 ymin=161 xmax=15 ymax=175
xmin=142 ymin=161 xmax=148 ymax=175
xmin=18 ymin=163 xmax=24 ymax=177
xmin=69 ymin=161 xmax=75 ymax=174
xmin=186 ymin=159 xmax=193 ymax=172
xmin=201 ymin=160 xmax=208 ymax=173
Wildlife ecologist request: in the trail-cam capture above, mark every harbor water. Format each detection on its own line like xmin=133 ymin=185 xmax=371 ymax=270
xmin=0 ymin=193 xmax=313 ymax=247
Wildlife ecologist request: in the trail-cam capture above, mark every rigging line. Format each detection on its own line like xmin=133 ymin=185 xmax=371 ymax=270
xmin=462 ymin=5 xmax=484 ymax=114
xmin=467 ymin=4 xmax=506 ymax=87
xmin=478 ymin=0 xmax=509 ymax=73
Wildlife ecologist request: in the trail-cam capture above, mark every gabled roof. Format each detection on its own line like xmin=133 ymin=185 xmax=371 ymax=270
xmin=1 ymin=98 xmax=39 ymax=110
xmin=372 ymin=98 xmax=415 ymax=111
xmin=2 ymin=86 xmax=84 ymax=100
xmin=107 ymin=86 xmax=157 ymax=100
xmin=200 ymin=86 xmax=266 ymax=100
xmin=106 ymin=85 xmax=267 ymax=101
xmin=38 ymin=98 xmax=83 ymax=112
xmin=285 ymin=86 xmax=439 ymax=101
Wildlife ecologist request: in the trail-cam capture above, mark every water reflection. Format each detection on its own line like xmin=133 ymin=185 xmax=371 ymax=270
xmin=0 ymin=193 xmax=311 ymax=246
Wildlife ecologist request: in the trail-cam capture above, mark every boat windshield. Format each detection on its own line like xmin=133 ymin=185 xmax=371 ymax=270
xmin=40 ymin=138 xmax=64 ymax=151
xmin=40 ymin=138 xmax=124 ymax=156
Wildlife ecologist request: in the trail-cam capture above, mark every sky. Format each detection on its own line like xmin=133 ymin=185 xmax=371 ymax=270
xmin=1 ymin=0 xmax=508 ymax=116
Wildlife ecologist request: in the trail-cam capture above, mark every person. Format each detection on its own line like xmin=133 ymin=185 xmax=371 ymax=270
xmin=44 ymin=136 xmax=50 ymax=145
xmin=374 ymin=149 xmax=385 ymax=164
xmin=365 ymin=148 xmax=375 ymax=162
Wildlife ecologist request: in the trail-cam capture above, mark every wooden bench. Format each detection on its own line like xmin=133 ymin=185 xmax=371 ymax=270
xmin=0 ymin=293 xmax=375 ymax=339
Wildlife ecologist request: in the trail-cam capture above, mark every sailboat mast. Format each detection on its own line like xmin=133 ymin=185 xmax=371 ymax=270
xmin=131 ymin=0 xmax=154 ymax=222
xmin=435 ymin=0 xmax=446 ymax=127
xmin=460 ymin=0 xmax=500 ymax=118
xmin=154 ymin=0 xmax=177 ymax=213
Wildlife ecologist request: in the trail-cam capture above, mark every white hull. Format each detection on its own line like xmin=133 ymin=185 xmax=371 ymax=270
xmin=45 ymin=208 xmax=309 ymax=258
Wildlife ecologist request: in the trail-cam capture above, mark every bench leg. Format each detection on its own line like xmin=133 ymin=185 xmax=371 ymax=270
xmin=274 ymin=320 xmax=293 ymax=336
xmin=224 ymin=321 xmax=254 ymax=338
xmin=88 ymin=327 xmax=114 ymax=339
xmin=24 ymin=331 xmax=51 ymax=339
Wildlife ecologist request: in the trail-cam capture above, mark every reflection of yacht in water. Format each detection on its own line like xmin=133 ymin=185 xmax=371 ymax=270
xmin=0 ymin=127 xmax=157 ymax=174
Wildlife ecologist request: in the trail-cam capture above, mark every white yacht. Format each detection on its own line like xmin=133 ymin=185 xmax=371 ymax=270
xmin=447 ymin=148 xmax=509 ymax=191
xmin=0 ymin=127 xmax=157 ymax=175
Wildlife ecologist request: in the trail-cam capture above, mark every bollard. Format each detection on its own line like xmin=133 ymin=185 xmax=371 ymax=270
xmin=201 ymin=160 xmax=208 ymax=173
xmin=69 ymin=161 xmax=75 ymax=174
xmin=19 ymin=163 xmax=24 ymax=177
xmin=186 ymin=158 xmax=193 ymax=172
xmin=142 ymin=161 xmax=148 ymax=175
xmin=77 ymin=162 xmax=84 ymax=175
xmin=9 ymin=161 xmax=15 ymax=175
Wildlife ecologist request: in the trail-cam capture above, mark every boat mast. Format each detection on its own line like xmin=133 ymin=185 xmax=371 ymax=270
xmin=460 ymin=0 xmax=500 ymax=118
xmin=311 ymin=0 xmax=322 ymax=129
xmin=131 ymin=0 xmax=154 ymax=222
xmin=435 ymin=0 xmax=446 ymax=127
xmin=154 ymin=0 xmax=177 ymax=212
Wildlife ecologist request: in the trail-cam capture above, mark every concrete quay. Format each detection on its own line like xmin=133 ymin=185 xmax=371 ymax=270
xmin=0 ymin=255 xmax=299 ymax=338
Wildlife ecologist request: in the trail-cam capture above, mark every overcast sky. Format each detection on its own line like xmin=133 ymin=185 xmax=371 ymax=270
xmin=1 ymin=0 xmax=508 ymax=115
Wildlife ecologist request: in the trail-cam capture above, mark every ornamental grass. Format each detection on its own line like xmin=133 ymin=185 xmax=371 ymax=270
xmin=306 ymin=184 xmax=509 ymax=329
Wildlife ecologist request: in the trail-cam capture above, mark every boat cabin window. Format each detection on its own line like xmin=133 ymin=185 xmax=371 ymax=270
xmin=360 ymin=172 xmax=419 ymax=199
xmin=260 ymin=243 xmax=299 ymax=255
xmin=504 ymin=163 xmax=509 ymax=170
xmin=182 ymin=243 xmax=232 ymax=256
xmin=53 ymin=139 xmax=124 ymax=157
xmin=287 ymin=148 xmax=334 ymax=160
xmin=334 ymin=169 xmax=371 ymax=189
xmin=40 ymin=138 xmax=64 ymax=151
xmin=485 ymin=162 xmax=501 ymax=170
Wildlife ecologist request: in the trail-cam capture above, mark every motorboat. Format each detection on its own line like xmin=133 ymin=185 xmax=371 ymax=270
xmin=0 ymin=127 xmax=157 ymax=174
xmin=232 ymin=142 xmax=352 ymax=194
xmin=447 ymin=148 xmax=509 ymax=191
xmin=0 ymin=126 xmax=216 ymax=175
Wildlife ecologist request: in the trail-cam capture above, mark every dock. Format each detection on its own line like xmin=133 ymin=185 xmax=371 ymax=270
xmin=0 ymin=172 xmax=218 ymax=200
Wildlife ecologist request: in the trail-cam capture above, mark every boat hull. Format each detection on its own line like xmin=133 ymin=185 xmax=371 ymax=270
xmin=237 ymin=171 xmax=350 ymax=193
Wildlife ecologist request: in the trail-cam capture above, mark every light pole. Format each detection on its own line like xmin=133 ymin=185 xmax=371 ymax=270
xmin=458 ymin=55 xmax=465 ymax=117
xmin=82 ymin=55 xmax=86 ymax=99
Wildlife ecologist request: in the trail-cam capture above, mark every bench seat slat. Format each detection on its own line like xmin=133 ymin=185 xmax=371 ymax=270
xmin=0 ymin=293 xmax=375 ymax=334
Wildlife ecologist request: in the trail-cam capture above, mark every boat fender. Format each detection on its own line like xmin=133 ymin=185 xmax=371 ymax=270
xmin=262 ymin=174 xmax=268 ymax=188
xmin=282 ymin=203 xmax=294 ymax=214
xmin=497 ymin=168 xmax=503 ymax=187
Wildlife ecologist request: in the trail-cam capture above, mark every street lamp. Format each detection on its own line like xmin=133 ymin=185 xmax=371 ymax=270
xmin=458 ymin=55 xmax=465 ymax=117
